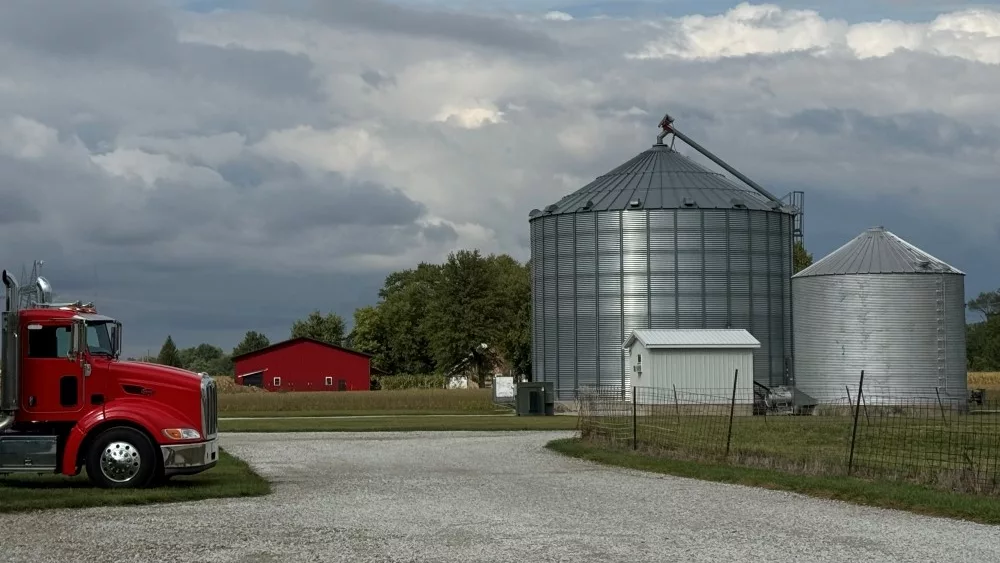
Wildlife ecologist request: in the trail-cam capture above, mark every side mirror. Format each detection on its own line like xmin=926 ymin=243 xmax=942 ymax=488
xmin=69 ymin=320 xmax=87 ymax=362
xmin=113 ymin=321 xmax=122 ymax=358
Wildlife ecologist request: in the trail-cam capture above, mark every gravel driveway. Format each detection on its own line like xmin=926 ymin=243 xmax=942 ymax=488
xmin=1 ymin=431 xmax=999 ymax=562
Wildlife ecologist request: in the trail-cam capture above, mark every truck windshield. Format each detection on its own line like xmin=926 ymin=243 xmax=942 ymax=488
xmin=87 ymin=321 xmax=115 ymax=356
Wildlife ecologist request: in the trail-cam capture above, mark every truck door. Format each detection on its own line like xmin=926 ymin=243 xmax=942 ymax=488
xmin=23 ymin=321 xmax=85 ymax=416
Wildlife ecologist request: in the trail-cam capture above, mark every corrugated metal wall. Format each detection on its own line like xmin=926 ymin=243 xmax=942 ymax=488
xmin=626 ymin=344 xmax=755 ymax=404
xmin=531 ymin=207 xmax=794 ymax=399
xmin=792 ymin=273 xmax=968 ymax=402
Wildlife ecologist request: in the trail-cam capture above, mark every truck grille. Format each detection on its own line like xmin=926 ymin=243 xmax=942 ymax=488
xmin=201 ymin=377 xmax=218 ymax=439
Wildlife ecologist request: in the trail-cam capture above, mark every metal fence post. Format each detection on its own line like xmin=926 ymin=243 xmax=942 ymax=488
xmin=725 ymin=368 xmax=738 ymax=458
xmin=672 ymin=384 xmax=681 ymax=424
xmin=632 ymin=386 xmax=638 ymax=450
xmin=935 ymin=387 xmax=948 ymax=426
xmin=848 ymin=369 xmax=865 ymax=475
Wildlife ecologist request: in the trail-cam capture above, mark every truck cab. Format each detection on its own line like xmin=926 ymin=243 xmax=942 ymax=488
xmin=1 ymin=269 xmax=219 ymax=488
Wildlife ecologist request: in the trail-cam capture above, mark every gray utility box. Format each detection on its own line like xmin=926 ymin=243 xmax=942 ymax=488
xmin=515 ymin=381 xmax=554 ymax=416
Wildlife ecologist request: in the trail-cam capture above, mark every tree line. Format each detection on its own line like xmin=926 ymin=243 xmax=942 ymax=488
xmin=346 ymin=249 xmax=531 ymax=379
xmin=130 ymin=310 xmax=352 ymax=375
xmin=134 ymin=249 xmax=532 ymax=380
xmin=967 ymin=290 xmax=1000 ymax=371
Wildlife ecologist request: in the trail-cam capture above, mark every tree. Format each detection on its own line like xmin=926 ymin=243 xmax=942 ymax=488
xmin=348 ymin=306 xmax=388 ymax=369
xmin=793 ymin=240 xmax=813 ymax=273
xmin=423 ymin=250 xmax=508 ymax=381
xmin=291 ymin=310 xmax=346 ymax=346
xmin=374 ymin=263 xmax=440 ymax=375
xmin=967 ymin=290 xmax=1000 ymax=372
xmin=178 ymin=343 xmax=232 ymax=375
xmin=350 ymin=251 xmax=533 ymax=379
xmin=232 ymin=330 xmax=271 ymax=358
xmin=156 ymin=335 xmax=183 ymax=368
xmin=968 ymin=290 xmax=1000 ymax=321
xmin=488 ymin=255 xmax=532 ymax=377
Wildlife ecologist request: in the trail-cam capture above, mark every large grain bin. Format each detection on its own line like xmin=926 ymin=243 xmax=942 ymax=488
xmin=792 ymin=226 xmax=967 ymax=403
xmin=529 ymin=115 xmax=800 ymax=399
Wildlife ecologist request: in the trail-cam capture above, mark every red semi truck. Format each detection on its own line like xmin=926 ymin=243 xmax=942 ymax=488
xmin=0 ymin=269 xmax=218 ymax=488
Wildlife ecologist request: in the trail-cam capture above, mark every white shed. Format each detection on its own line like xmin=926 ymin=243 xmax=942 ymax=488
xmin=622 ymin=329 xmax=760 ymax=404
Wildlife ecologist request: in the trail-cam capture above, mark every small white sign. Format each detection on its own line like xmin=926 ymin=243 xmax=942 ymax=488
xmin=493 ymin=376 xmax=515 ymax=399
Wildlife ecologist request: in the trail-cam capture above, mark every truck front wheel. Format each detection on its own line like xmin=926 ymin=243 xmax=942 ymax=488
xmin=85 ymin=427 xmax=157 ymax=489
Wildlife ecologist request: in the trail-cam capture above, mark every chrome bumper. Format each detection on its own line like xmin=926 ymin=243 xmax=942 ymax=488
xmin=161 ymin=437 xmax=219 ymax=475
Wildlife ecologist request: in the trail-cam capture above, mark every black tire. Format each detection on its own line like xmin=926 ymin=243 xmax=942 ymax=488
xmin=84 ymin=427 xmax=157 ymax=489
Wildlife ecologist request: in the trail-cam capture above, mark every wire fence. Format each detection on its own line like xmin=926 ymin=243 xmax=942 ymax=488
xmin=578 ymin=371 xmax=1000 ymax=496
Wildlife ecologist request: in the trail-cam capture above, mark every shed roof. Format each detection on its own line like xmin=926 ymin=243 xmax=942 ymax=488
xmin=793 ymin=226 xmax=964 ymax=278
xmin=530 ymin=143 xmax=787 ymax=218
xmin=231 ymin=336 xmax=373 ymax=362
xmin=623 ymin=329 xmax=761 ymax=350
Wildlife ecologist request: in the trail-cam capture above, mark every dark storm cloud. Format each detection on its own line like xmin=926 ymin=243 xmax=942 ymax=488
xmin=84 ymin=180 xmax=228 ymax=247
xmin=0 ymin=0 xmax=178 ymax=66
xmin=180 ymin=44 xmax=324 ymax=101
xmin=777 ymin=108 xmax=1000 ymax=156
xmin=215 ymin=153 xmax=303 ymax=188
xmin=0 ymin=147 xmax=430 ymax=355
xmin=360 ymin=69 xmax=396 ymax=90
xmin=85 ymin=218 xmax=180 ymax=248
xmin=0 ymin=188 xmax=40 ymax=225
xmin=253 ymin=175 xmax=427 ymax=235
xmin=307 ymin=0 xmax=563 ymax=55
xmin=209 ymin=152 xmax=428 ymax=236
xmin=35 ymin=259 xmax=389 ymax=352
xmin=421 ymin=222 xmax=459 ymax=244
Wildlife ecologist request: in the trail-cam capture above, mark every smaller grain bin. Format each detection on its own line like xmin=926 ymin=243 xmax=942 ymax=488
xmin=792 ymin=226 xmax=967 ymax=404
xmin=622 ymin=329 xmax=760 ymax=404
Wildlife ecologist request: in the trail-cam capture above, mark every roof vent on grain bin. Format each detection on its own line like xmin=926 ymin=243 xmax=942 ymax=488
xmin=528 ymin=111 xmax=806 ymax=402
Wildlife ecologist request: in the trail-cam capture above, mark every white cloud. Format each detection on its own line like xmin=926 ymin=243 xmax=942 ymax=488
xmin=433 ymin=104 xmax=506 ymax=128
xmin=251 ymin=125 xmax=389 ymax=176
xmin=0 ymin=116 xmax=60 ymax=159
xmin=91 ymin=148 xmax=228 ymax=188
xmin=115 ymin=132 xmax=247 ymax=167
xmin=544 ymin=11 xmax=574 ymax=21
xmin=628 ymin=3 xmax=1000 ymax=64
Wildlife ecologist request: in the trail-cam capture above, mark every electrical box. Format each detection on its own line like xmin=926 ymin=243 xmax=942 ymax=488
xmin=515 ymin=381 xmax=554 ymax=416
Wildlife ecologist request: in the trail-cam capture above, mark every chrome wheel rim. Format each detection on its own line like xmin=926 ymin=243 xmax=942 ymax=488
xmin=100 ymin=441 xmax=142 ymax=483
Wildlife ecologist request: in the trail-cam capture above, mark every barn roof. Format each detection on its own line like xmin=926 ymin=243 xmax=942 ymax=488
xmin=623 ymin=329 xmax=761 ymax=350
xmin=231 ymin=336 xmax=373 ymax=362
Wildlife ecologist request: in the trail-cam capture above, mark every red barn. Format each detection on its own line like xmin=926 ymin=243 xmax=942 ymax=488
xmin=232 ymin=337 xmax=372 ymax=392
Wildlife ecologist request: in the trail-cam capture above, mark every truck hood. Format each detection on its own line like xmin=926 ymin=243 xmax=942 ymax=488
xmin=111 ymin=360 xmax=205 ymax=390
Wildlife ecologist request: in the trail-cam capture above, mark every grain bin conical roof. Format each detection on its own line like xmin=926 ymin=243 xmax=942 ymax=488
xmin=533 ymin=143 xmax=783 ymax=216
xmin=794 ymin=226 xmax=964 ymax=278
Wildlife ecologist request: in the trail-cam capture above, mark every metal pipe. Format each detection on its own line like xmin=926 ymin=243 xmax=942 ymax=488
xmin=657 ymin=113 xmax=785 ymax=205
xmin=1 ymin=269 xmax=20 ymax=424
xmin=35 ymin=277 xmax=52 ymax=304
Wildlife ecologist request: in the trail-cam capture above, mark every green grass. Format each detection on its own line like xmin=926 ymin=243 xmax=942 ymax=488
xmin=0 ymin=449 xmax=270 ymax=514
xmin=220 ymin=414 xmax=580 ymax=432
xmin=583 ymin=406 xmax=1000 ymax=493
xmin=219 ymin=388 xmax=500 ymax=414
xmin=221 ymin=409 xmax=511 ymax=418
xmin=547 ymin=438 xmax=1000 ymax=526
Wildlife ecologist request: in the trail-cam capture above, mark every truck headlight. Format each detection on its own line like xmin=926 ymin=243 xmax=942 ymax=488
xmin=162 ymin=428 xmax=202 ymax=440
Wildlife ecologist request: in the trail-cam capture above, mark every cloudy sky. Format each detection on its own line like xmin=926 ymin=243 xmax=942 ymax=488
xmin=2 ymin=0 xmax=999 ymax=358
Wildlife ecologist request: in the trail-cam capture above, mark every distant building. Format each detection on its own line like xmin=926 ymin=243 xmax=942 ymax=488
xmin=233 ymin=337 xmax=372 ymax=392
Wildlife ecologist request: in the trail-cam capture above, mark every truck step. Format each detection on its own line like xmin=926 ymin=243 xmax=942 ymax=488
xmin=0 ymin=435 xmax=58 ymax=472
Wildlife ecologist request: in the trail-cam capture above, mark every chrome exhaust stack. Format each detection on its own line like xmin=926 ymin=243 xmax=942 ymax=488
xmin=1 ymin=269 xmax=20 ymax=432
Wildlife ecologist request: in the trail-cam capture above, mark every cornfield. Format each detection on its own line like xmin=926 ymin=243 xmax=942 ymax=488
xmin=969 ymin=372 xmax=1000 ymax=390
